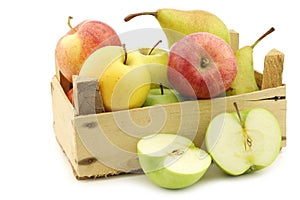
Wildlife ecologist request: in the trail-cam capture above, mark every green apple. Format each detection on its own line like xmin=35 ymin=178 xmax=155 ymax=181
xmin=99 ymin=45 xmax=151 ymax=111
xmin=143 ymin=84 xmax=180 ymax=106
xmin=137 ymin=133 xmax=211 ymax=189
xmin=205 ymin=103 xmax=282 ymax=176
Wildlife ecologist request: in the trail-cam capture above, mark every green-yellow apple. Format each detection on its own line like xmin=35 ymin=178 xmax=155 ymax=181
xmin=55 ymin=16 xmax=121 ymax=82
xmin=137 ymin=133 xmax=211 ymax=189
xmin=168 ymin=32 xmax=237 ymax=99
xmin=205 ymin=103 xmax=282 ymax=176
xmin=99 ymin=45 xmax=151 ymax=111
xmin=143 ymin=84 xmax=180 ymax=106
xmin=135 ymin=41 xmax=170 ymax=88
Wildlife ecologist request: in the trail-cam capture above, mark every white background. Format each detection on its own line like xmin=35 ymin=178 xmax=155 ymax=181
xmin=1 ymin=0 xmax=299 ymax=199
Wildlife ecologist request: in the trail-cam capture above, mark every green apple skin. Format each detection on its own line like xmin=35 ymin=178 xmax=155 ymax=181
xmin=137 ymin=134 xmax=211 ymax=189
xmin=143 ymin=88 xmax=180 ymax=106
xmin=205 ymin=108 xmax=282 ymax=176
xmin=144 ymin=148 xmax=211 ymax=189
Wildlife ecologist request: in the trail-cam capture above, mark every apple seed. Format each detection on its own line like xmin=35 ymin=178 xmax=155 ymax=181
xmin=171 ymin=149 xmax=185 ymax=156
xmin=247 ymin=137 xmax=252 ymax=147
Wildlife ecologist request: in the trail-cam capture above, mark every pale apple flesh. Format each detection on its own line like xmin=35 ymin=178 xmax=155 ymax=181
xmin=205 ymin=108 xmax=281 ymax=175
xmin=138 ymin=134 xmax=211 ymax=189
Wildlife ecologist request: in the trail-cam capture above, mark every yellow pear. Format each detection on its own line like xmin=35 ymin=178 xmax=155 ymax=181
xmin=124 ymin=8 xmax=231 ymax=47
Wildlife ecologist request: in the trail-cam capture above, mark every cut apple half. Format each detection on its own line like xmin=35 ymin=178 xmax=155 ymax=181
xmin=205 ymin=105 xmax=282 ymax=176
xmin=137 ymin=133 xmax=211 ymax=189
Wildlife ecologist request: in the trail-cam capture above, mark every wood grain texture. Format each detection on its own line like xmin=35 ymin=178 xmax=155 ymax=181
xmin=262 ymin=49 xmax=284 ymax=89
xmin=73 ymin=75 xmax=105 ymax=116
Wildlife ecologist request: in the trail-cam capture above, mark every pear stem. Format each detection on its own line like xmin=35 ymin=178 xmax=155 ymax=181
xmin=233 ymin=102 xmax=244 ymax=128
xmin=148 ymin=40 xmax=162 ymax=55
xmin=68 ymin=16 xmax=76 ymax=33
xmin=122 ymin=44 xmax=127 ymax=65
xmin=124 ymin=11 xmax=158 ymax=22
xmin=251 ymin=27 xmax=275 ymax=49
xmin=159 ymin=83 xmax=164 ymax=95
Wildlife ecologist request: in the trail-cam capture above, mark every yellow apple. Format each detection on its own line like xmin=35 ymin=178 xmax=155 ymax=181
xmin=99 ymin=46 xmax=151 ymax=111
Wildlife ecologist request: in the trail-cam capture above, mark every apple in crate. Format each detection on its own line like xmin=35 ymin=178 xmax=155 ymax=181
xmin=143 ymin=84 xmax=180 ymax=106
xmin=136 ymin=41 xmax=171 ymax=88
xmin=99 ymin=45 xmax=151 ymax=111
xmin=137 ymin=133 xmax=211 ymax=189
xmin=168 ymin=32 xmax=237 ymax=99
xmin=205 ymin=103 xmax=282 ymax=175
xmin=55 ymin=16 xmax=121 ymax=82
xmin=66 ymin=88 xmax=73 ymax=105
xmin=79 ymin=43 xmax=171 ymax=111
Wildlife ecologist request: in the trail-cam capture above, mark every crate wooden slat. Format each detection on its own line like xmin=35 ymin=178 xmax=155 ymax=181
xmin=51 ymin=30 xmax=286 ymax=179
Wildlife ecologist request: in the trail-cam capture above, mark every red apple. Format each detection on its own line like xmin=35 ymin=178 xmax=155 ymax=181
xmin=55 ymin=16 xmax=121 ymax=82
xmin=167 ymin=32 xmax=237 ymax=98
xmin=66 ymin=88 xmax=74 ymax=105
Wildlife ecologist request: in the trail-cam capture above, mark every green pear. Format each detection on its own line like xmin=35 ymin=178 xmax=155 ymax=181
xmin=124 ymin=8 xmax=231 ymax=47
xmin=227 ymin=27 xmax=275 ymax=96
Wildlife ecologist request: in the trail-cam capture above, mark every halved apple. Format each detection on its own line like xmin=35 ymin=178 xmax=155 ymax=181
xmin=205 ymin=103 xmax=282 ymax=175
xmin=137 ymin=133 xmax=211 ymax=189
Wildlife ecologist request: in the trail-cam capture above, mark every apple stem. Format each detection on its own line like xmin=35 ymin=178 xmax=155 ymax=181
xmin=68 ymin=16 xmax=76 ymax=33
xmin=233 ymin=102 xmax=244 ymax=128
xmin=148 ymin=40 xmax=162 ymax=55
xmin=251 ymin=27 xmax=275 ymax=49
xmin=122 ymin=44 xmax=127 ymax=65
xmin=159 ymin=83 xmax=164 ymax=95
xmin=124 ymin=11 xmax=158 ymax=22
xmin=233 ymin=102 xmax=253 ymax=149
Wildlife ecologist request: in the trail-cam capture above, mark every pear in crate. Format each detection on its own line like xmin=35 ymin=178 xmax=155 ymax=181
xmin=124 ymin=8 xmax=231 ymax=47
xmin=227 ymin=27 xmax=275 ymax=95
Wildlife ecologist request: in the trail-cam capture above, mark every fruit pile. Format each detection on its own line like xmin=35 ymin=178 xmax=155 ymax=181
xmin=55 ymin=8 xmax=282 ymax=189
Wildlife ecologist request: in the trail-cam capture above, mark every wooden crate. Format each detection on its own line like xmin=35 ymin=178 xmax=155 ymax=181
xmin=51 ymin=31 xmax=286 ymax=180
